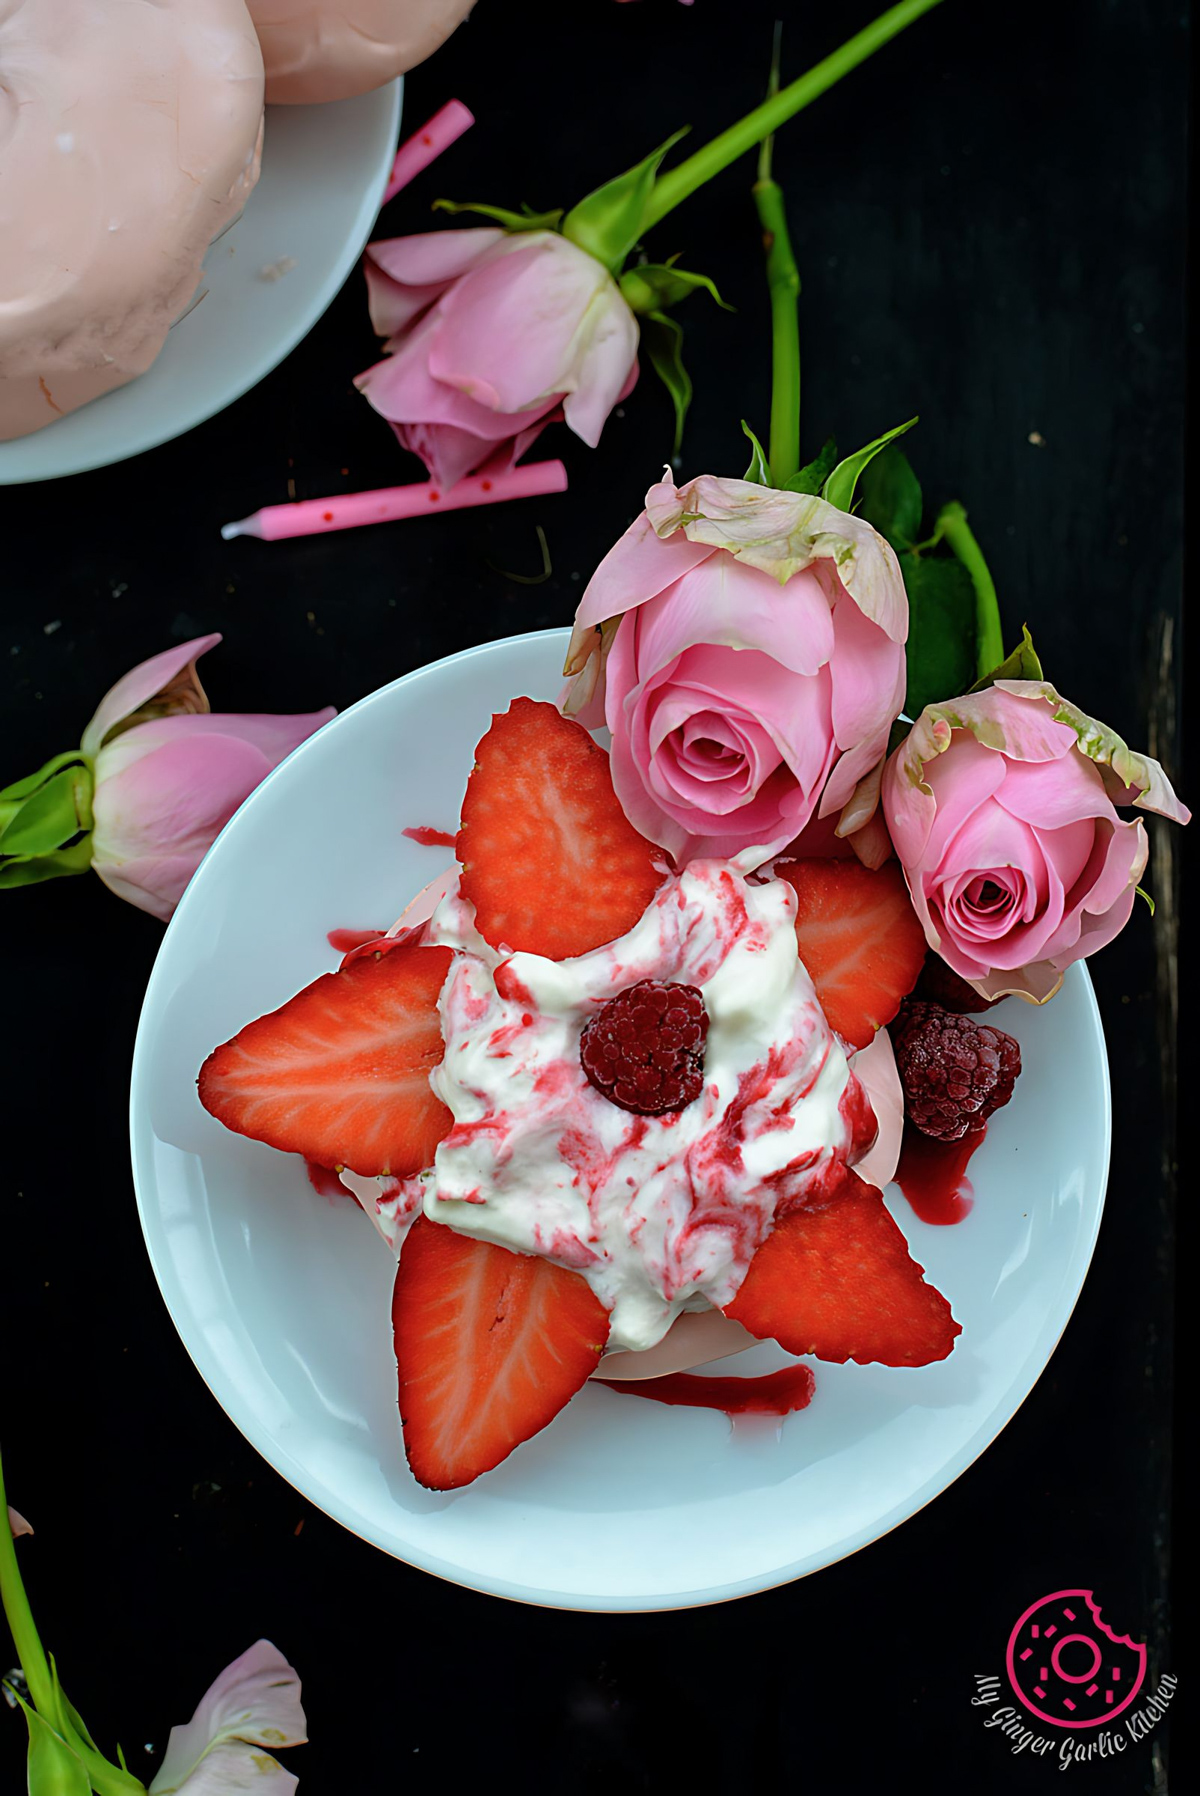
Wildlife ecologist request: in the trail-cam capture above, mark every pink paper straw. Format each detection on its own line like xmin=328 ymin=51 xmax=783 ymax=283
xmin=221 ymin=459 xmax=568 ymax=543
xmin=382 ymin=99 xmax=475 ymax=206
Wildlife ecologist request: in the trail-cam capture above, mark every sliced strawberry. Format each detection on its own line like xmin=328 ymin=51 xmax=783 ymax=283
xmin=778 ymin=858 xmax=927 ymax=1049
xmin=394 ymin=1216 xmax=610 ymax=1489
xmin=458 ymin=697 xmax=664 ymax=959
xmin=723 ymin=1169 xmax=960 ymax=1366
xmin=198 ymin=942 xmax=453 ymax=1178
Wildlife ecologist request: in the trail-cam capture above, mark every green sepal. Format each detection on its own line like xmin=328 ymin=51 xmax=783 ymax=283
xmin=969 ymin=624 xmax=1044 ymax=692
xmin=562 ymin=129 xmax=689 ymax=272
xmin=783 ymin=437 xmax=838 ymax=496
xmin=49 ymin=1657 xmax=99 ymax=1758
xmin=857 ymin=444 xmax=923 ymax=548
xmin=618 ymin=261 xmax=731 ymax=317
xmin=0 ymin=749 xmax=91 ymax=806
xmin=822 ymin=416 xmax=918 ymax=513
xmin=12 ymin=1693 xmax=92 ymax=1796
xmin=1136 ymin=885 xmax=1155 ymax=915
xmin=0 ymin=836 xmax=95 ymax=890
xmin=900 ymin=555 xmax=978 ymax=718
xmin=0 ymin=763 xmax=93 ymax=859
xmin=741 ymin=422 xmax=772 ymax=485
xmin=431 ymin=199 xmax=563 ymax=232
xmin=641 ymin=312 xmax=692 ymax=453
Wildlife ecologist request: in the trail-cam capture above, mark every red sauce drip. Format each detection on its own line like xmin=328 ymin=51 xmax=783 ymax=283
xmin=327 ymin=928 xmax=420 ymax=968
xmin=894 ymin=1125 xmax=983 ymax=1225
xmin=327 ymin=927 xmax=387 ymax=952
xmin=598 ymin=1363 xmax=816 ymax=1417
xmin=305 ymin=1160 xmax=350 ymax=1201
xmin=402 ymin=826 xmax=457 ymax=848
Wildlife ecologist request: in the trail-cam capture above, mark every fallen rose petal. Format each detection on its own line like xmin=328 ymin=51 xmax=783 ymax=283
xmin=149 ymin=1641 xmax=306 ymax=1796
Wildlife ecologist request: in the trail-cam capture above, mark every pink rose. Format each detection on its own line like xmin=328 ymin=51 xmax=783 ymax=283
xmin=85 ymin=634 xmax=334 ymax=921
xmin=355 ymin=228 xmax=639 ymax=488
xmin=563 ymin=473 xmax=908 ymax=866
xmin=880 ymin=681 xmax=1189 ymax=1002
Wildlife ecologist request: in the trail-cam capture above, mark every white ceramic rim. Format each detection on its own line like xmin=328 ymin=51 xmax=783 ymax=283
xmin=130 ymin=629 xmax=1112 ymax=1610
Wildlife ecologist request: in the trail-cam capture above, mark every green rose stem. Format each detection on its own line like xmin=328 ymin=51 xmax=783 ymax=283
xmin=641 ymin=0 xmax=948 ymax=232
xmin=1 ymin=1443 xmax=147 ymax=1796
xmin=934 ymin=500 xmax=1005 ymax=676
xmin=752 ymin=40 xmax=802 ymax=486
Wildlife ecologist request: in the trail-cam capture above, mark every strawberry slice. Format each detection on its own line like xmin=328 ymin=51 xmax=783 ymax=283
xmin=198 ymin=942 xmax=453 ymax=1178
xmin=723 ymin=1169 xmax=960 ymax=1366
xmin=458 ymin=697 xmax=664 ymax=959
xmin=778 ymin=858 xmax=927 ymax=1049
xmin=394 ymin=1215 xmax=610 ymax=1489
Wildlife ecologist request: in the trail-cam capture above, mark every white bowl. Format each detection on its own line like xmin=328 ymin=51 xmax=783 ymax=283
xmin=130 ymin=629 xmax=1111 ymax=1611
xmin=0 ymin=81 xmax=402 ymax=485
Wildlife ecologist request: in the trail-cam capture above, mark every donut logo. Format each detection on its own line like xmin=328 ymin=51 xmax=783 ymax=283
xmin=1006 ymin=1589 xmax=1147 ymax=1729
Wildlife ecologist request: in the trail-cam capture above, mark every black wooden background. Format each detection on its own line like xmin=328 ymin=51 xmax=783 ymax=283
xmin=1 ymin=1 xmax=1186 ymax=1789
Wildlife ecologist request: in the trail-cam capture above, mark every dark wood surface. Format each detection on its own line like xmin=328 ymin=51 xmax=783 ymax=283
xmin=1 ymin=1 xmax=1184 ymax=1788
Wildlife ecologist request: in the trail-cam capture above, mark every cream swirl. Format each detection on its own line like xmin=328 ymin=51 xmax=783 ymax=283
xmin=420 ymin=860 xmax=876 ymax=1352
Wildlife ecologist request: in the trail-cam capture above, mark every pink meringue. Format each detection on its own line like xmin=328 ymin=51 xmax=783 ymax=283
xmin=247 ymin=0 xmax=476 ymax=104
xmin=0 ymin=0 xmax=264 ymax=441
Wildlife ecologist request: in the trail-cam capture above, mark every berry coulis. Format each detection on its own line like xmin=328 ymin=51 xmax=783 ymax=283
xmin=402 ymin=825 xmax=457 ymax=847
xmin=326 ymin=927 xmax=387 ymax=954
xmin=305 ymin=1159 xmax=352 ymax=1202
xmin=893 ymin=1124 xmax=983 ymax=1225
xmin=598 ymin=1362 xmax=816 ymax=1416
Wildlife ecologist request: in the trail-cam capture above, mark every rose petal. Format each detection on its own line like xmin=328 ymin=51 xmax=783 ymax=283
xmin=81 ymin=635 xmax=221 ymax=759
xmin=560 ymin=290 xmax=639 ymax=446
xmin=429 ymin=234 xmax=630 ymax=418
xmin=849 ymin=1029 xmax=904 ymax=1190
xmin=631 ymin=554 xmax=836 ymax=683
xmin=94 ymin=710 xmax=334 ymax=787
xmin=994 ymin=751 xmax=1117 ymax=829
xmin=364 ymin=228 xmax=506 ymax=337
xmin=826 ymin=587 xmax=908 ymax=762
xmin=357 ymin=315 xmax=555 ymax=438
xmin=92 ymin=852 xmax=205 ymax=922
xmin=149 ymin=1640 xmax=306 ymax=1796
xmin=91 ymin=733 xmax=275 ymax=916
xmin=574 ymin=515 xmax=715 ymax=632
xmin=994 ymin=679 xmax=1190 ymax=823
xmin=643 ymin=474 xmax=908 ymax=641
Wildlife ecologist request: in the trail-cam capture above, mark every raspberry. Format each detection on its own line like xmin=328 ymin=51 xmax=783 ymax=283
xmin=892 ymin=999 xmax=1021 ymax=1142
xmin=913 ymin=952 xmax=998 ymax=1014
xmin=580 ymin=980 xmax=708 ymax=1116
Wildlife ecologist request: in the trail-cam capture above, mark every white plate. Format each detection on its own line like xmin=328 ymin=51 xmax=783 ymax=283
xmin=0 ymin=82 xmax=402 ymax=486
xmin=130 ymin=629 xmax=1111 ymax=1611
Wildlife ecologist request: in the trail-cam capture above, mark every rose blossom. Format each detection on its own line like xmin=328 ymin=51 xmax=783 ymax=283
xmin=355 ymin=228 xmax=639 ymax=487
xmin=880 ymin=681 xmax=1189 ymax=1002
xmin=85 ymin=634 xmax=334 ymax=921
xmin=563 ymin=472 xmax=908 ymax=867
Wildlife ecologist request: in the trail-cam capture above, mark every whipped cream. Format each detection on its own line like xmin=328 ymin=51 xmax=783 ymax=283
xmin=405 ymin=860 xmax=875 ymax=1353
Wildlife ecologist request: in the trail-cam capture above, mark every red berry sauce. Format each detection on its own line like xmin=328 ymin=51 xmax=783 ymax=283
xmin=599 ymin=1362 xmax=816 ymax=1416
xmin=894 ymin=1124 xmax=983 ymax=1225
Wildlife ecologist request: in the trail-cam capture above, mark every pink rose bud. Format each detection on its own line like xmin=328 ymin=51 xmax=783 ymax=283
xmin=881 ymin=681 xmax=1190 ymax=1002
xmin=84 ymin=635 xmax=334 ymax=922
xmin=564 ymin=473 xmax=909 ymax=867
xmin=355 ymin=228 xmax=639 ymax=487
